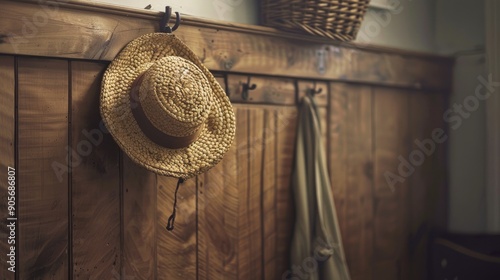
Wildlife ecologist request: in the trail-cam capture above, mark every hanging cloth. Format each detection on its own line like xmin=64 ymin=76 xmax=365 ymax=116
xmin=290 ymin=94 xmax=351 ymax=280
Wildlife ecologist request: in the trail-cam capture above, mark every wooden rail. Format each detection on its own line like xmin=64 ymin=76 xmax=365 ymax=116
xmin=0 ymin=0 xmax=453 ymax=91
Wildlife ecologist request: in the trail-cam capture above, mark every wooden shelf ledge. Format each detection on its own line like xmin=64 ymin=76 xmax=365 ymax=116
xmin=0 ymin=0 xmax=453 ymax=91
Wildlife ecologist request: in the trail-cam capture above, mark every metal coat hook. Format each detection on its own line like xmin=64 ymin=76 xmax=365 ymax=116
xmin=160 ymin=6 xmax=181 ymax=33
xmin=307 ymin=81 xmax=322 ymax=96
xmin=241 ymin=76 xmax=257 ymax=100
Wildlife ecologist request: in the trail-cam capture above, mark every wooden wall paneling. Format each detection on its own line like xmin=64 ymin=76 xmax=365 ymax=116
xmin=235 ymin=107 xmax=251 ymax=279
xmin=247 ymin=108 xmax=264 ymax=279
xmin=372 ymin=87 xmax=411 ymax=280
xmin=262 ymin=108 xmax=277 ymax=280
xmin=156 ymin=176 xmax=197 ymax=280
xmin=17 ymin=57 xmax=69 ymax=279
xmin=122 ymin=156 xmax=157 ymax=279
xmin=408 ymin=92 xmax=433 ymax=280
xmin=70 ymin=61 xmax=121 ymax=279
xmin=430 ymin=94 xmax=448 ymax=231
xmin=329 ymin=83 xmax=374 ymax=280
xmin=275 ymin=107 xmax=298 ymax=277
xmin=197 ymin=108 xmax=238 ymax=280
xmin=328 ymin=82 xmax=349 ymax=269
xmin=408 ymin=92 xmax=447 ymax=280
xmin=227 ymin=75 xmax=296 ymax=105
xmin=0 ymin=55 xmax=15 ymax=280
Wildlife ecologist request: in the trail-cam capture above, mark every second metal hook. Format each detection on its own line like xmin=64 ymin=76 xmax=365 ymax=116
xmin=307 ymin=81 xmax=322 ymax=96
xmin=160 ymin=6 xmax=181 ymax=33
xmin=242 ymin=76 xmax=257 ymax=100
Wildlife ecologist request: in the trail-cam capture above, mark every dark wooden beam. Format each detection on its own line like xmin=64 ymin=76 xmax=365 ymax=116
xmin=0 ymin=0 xmax=453 ymax=91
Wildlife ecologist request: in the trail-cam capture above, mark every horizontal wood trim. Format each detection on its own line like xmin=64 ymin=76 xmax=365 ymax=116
xmin=4 ymin=0 xmax=451 ymax=60
xmin=0 ymin=0 xmax=453 ymax=91
xmin=227 ymin=75 xmax=296 ymax=105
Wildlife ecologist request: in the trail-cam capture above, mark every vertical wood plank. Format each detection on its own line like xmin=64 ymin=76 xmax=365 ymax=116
xmin=157 ymin=175 xmax=197 ymax=280
xmin=247 ymin=108 xmax=264 ymax=279
xmin=348 ymin=86 xmax=374 ymax=279
xmin=0 ymin=55 xmax=15 ymax=280
xmin=329 ymin=83 xmax=374 ymax=280
xmin=18 ymin=57 xmax=69 ymax=279
xmin=275 ymin=107 xmax=297 ymax=278
xmin=328 ymin=82 xmax=349 ymax=271
xmin=197 ymin=106 xmax=238 ymax=280
xmin=221 ymin=130 xmax=239 ymax=279
xmin=236 ymin=108 xmax=251 ymax=280
xmin=408 ymin=92 xmax=447 ymax=280
xmin=122 ymin=156 xmax=156 ymax=279
xmin=408 ymin=93 xmax=431 ymax=280
xmin=70 ymin=61 xmax=121 ymax=279
xmin=373 ymin=87 xmax=411 ymax=280
xmin=262 ymin=109 xmax=277 ymax=280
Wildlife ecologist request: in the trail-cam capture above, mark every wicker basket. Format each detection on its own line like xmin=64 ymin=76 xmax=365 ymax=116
xmin=261 ymin=0 xmax=371 ymax=41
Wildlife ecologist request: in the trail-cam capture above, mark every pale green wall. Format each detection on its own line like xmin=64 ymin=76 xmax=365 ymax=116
xmin=356 ymin=0 xmax=436 ymax=52
xmin=89 ymin=0 xmax=258 ymax=24
xmin=435 ymin=0 xmax=487 ymax=233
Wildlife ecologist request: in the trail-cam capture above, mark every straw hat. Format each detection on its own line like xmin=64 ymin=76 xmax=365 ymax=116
xmin=100 ymin=33 xmax=236 ymax=179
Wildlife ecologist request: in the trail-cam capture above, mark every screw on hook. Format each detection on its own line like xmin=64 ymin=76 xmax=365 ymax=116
xmin=160 ymin=6 xmax=181 ymax=33
xmin=307 ymin=81 xmax=322 ymax=96
xmin=241 ymin=76 xmax=257 ymax=101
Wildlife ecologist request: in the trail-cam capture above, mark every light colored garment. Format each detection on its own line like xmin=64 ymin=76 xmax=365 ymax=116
xmin=290 ymin=94 xmax=351 ymax=280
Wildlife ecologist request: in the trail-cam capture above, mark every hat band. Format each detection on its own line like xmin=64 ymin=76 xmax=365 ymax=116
xmin=129 ymin=74 xmax=202 ymax=149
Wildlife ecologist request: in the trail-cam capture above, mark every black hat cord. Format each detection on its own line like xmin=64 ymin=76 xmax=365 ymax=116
xmin=166 ymin=178 xmax=184 ymax=231
xmin=160 ymin=6 xmax=181 ymax=33
xmin=158 ymin=5 xmax=183 ymax=231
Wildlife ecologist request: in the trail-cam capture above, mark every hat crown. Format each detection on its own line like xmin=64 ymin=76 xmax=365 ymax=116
xmin=138 ymin=56 xmax=213 ymax=137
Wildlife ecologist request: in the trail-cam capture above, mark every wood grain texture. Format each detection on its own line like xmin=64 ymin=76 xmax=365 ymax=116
xmin=372 ymin=87 xmax=411 ymax=280
xmin=122 ymin=156 xmax=157 ymax=279
xmin=157 ymin=176 xmax=197 ymax=280
xmin=233 ymin=108 xmax=251 ymax=280
xmin=70 ymin=61 xmax=121 ymax=279
xmin=329 ymin=83 xmax=374 ymax=280
xmin=247 ymin=108 xmax=264 ymax=280
xmin=408 ymin=93 xmax=447 ymax=280
xmin=429 ymin=94 xmax=448 ymax=231
xmin=275 ymin=107 xmax=298 ymax=278
xmin=328 ymin=82 xmax=349 ymax=261
xmin=0 ymin=55 xmax=15 ymax=280
xmin=262 ymin=109 xmax=277 ymax=280
xmin=345 ymin=86 xmax=374 ymax=280
xmin=197 ymin=106 xmax=238 ymax=280
xmin=198 ymin=105 xmax=296 ymax=280
xmin=227 ymin=75 xmax=296 ymax=105
xmin=0 ymin=1 xmax=453 ymax=91
xmin=17 ymin=57 xmax=69 ymax=279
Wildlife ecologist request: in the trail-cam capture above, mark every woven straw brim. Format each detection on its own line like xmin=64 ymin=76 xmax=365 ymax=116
xmin=101 ymin=33 xmax=235 ymax=179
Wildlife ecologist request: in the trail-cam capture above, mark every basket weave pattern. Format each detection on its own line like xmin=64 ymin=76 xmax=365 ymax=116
xmin=261 ymin=0 xmax=371 ymax=41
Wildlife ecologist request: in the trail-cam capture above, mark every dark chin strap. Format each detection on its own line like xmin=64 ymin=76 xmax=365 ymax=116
xmin=166 ymin=178 xmax=184 ymax=231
